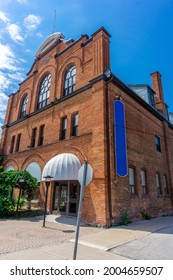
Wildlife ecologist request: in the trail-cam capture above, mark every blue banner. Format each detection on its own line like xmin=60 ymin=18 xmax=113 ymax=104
xmin=114 ymin=100 xmax=128 ymax=177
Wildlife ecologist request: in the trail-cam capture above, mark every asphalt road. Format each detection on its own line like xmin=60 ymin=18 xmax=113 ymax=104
xmin=110 ymin=225 xmax=173 ymax=259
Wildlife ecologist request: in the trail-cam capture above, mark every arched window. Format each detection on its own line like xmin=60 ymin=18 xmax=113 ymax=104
xmin=37 ymin=73 xmax=51 ymax=109
xmin=4 ymin=166 xmax=14 ymax=171
xmin=20 ymin=95 xmax=28 ymax=118
xmin=63 ymin=66 xmax=76 ymax=96
xmin=26 ymin=162 xmax=41 ymax=182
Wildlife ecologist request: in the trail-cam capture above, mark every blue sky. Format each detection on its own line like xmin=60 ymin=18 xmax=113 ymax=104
xmin=1 ymin=0 xmax=173 ymax=132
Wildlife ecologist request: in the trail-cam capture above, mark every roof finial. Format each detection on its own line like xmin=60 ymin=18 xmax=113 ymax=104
xmin=52 ymin=10 xmax=56 ymax=34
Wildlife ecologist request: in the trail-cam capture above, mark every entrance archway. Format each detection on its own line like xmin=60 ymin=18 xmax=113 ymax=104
xmin=42 ymin=153 xmax=81 ymax=217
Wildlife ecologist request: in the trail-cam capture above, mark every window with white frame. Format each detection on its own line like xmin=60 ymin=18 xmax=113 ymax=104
xmin=63 ymin=66 xmax=76 ymax=96
xmin=37 ymin=73 xmax=51 ymax=109
xmin=129 ymin=167 xmax=136 ymax=194
xmin=141 ymin=170 xmax=147 ymax=194
xmin=20 ymin=95 xmax=28 ymax=118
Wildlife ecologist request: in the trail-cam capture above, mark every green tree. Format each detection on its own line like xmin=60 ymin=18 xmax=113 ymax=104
xmin=0 ymin=153 xmax=4 ymax=173
xmin=0 ymin=170 xmax=38 ymax=217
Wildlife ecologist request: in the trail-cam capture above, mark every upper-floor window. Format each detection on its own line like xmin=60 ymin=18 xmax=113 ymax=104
xmin=60 ymin=117 xmax=67 ymax=140
xmin=71 ymin=113 xmax=78 ymax=137
xmin=155 ymin=136 xmax=161 ymax=152
xmin=10 ymin=135 xmax=15 ymax=153
xmin=20 ymin=95 xmax=28 ymax=118
xmin=15 ymin=133 xmax=21 ymax=152
xmin=63 ymin=66 xmax=76 ymax=96
xmin=31 ymin=128 xmax=37 ymax=148
xmin=37 ymin=73 xmax=51 ymax=109
xmin=38 ymin=125 xmax=45 ymax=146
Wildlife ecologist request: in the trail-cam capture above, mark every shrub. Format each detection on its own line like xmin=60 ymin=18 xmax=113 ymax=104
xmin=141 ymin=212 xmax=151 ymax=220
xmin=0 ymin=170 xmax=38 ymax=218
xmin=0 ymin=184 xmax=15 ymax=217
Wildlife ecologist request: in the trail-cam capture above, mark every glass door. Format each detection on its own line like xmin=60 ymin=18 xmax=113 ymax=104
xmin=53 ymin=182 xmax=80 ymax=216
xmin=69 ymin=183 xmax=79 ymax=216
xmin=59 ymin=184 xmax=68 ymax=214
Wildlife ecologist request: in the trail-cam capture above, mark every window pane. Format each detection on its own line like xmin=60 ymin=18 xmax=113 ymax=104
xmin=156 ymin=174 xmax=160 ymax=187
xmin=129 ymin=168 xmax=135 ymax=185
xmin=20 ymin=95 xmax=28 ymax=118
xmin=141 ymin=170 xmax=146 ymax=186
xmin=74 ymin=114 xmax=78 ymax=125
xmin=155 ymin=136 xmax=161 ymax=152
xmin=63 ymin=66 xmax=76 ymax=96
xmin=163 ymin=175 xmax=169 ymax=194
xmin=37 ymin=74 xmax=51 ymax=109
xmin=62 ymin=118 xmax=67 ymax=129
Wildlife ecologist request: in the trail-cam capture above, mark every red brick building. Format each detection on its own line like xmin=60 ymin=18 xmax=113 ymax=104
xmin=1 ymin=27 xmax=173 ymax=226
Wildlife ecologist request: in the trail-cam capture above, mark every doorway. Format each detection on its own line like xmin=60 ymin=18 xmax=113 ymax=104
xmin=53 ymin=181 xmax=80 ymax=216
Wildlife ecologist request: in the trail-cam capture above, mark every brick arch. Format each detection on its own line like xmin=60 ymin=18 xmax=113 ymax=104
xmin=56 ymin=56 xmax=82 ymax=99
xmin=3 ymin=158 xmax=19 ymax=170
xmin=17 ymin=92 xmax=30 ymax=119
xmin=21 ymin=154 xmax=45 ymax=170
xmin=58 ymin=56 xmax=82 ymax=78
xmin=33 ymin=65 xmax=56 ymax=110
xmin=48 ymin=146 xmax=86 ymax=165
xmin=36 ymin=65 xmax=56 ymax=83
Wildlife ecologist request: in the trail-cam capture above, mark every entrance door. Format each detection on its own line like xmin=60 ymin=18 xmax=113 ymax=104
xmin=53 ymin=182 xmax=80 ymax=216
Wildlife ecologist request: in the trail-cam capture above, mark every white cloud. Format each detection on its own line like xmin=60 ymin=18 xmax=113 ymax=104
xmin=17 ymin=0 xmax=27 ymax=3
xmin=0 ymin=11 xmax=10 ymax=23
xmin=25 ymin=48 xmax=32 ymax=53
xmin=7 ymin=72 xmax=24 ymax=82
xmin=0 ymin=43 xmax=18 ymax=71
xmin=36 ymin=32 xmax=43 ymax=38
xmin=7 ymin=23 xmax=24 ymax=44
xmin=24 ymin=14 xmax=42 ymax=30
xmin=0 ymin=92 xmax=8 ymax=121
xmin=0 ymin=71 xmax=11 ymax=90
xmin=0 ymin=91 xmax=8 ymax=136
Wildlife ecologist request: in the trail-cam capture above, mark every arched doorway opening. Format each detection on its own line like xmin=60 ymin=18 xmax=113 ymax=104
xmin=42 ymin=153 xmax=81 ymax=217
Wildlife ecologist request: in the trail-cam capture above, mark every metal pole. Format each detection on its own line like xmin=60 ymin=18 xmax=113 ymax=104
xmin=73 ymin=160 xmax=88 ymax=260
xmin=16 ymin=187 xmax=22 ymax=214
xmin=66 ymin=181 xmax=70 ymax=217
xmin=43 ymin=184 xmax=49 ymax=227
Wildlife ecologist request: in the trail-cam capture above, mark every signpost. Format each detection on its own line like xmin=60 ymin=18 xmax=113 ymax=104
xmin=73 ymin=160 xmax=93 ymax=260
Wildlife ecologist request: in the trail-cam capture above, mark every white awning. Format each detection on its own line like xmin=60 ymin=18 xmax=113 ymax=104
xmin=42 ymin=153 xmax=81 ymax=181
xmin=26 ymin=162 xmax=41 ymax=182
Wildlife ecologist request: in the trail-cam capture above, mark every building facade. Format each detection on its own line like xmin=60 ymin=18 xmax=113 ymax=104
xmin=1 ymin=27 xmax=173 ymax=226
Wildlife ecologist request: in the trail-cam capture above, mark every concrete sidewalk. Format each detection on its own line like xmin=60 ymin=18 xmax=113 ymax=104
xmin=1 ymin=215 xmax=173 ymax=260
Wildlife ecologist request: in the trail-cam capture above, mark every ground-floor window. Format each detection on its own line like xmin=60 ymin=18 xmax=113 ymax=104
xmin=128 ymin=167 xmax=136 ymax=194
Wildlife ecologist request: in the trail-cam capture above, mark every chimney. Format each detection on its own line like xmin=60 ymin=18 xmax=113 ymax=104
xmin=150 ymin=71 xmax=166 ymax=117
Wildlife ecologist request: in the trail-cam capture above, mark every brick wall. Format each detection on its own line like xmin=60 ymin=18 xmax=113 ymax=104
xmin=1 ymin=27 xmax=173 ymax=226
